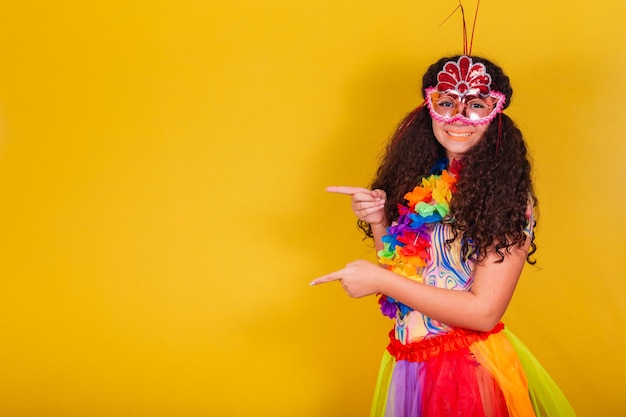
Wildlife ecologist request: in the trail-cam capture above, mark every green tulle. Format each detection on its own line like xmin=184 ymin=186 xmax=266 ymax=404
xmin=369 ymin=351 xmax=393 ymax=417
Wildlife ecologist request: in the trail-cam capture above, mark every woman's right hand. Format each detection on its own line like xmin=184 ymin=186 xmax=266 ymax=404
xmin=326 ymin=186 xmax=387 ymax=226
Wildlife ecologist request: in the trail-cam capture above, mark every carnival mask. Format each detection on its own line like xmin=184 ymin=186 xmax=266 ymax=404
xmin=425 ymin=56 xmax=506 ymax=126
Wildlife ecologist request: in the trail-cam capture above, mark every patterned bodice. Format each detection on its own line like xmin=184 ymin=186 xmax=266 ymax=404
xmin=394 ymin=222 xmax=473 ymax=344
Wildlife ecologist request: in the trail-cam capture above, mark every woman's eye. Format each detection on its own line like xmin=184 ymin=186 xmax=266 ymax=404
xmin=469 ymin=101 xmax=488 ymax=109
xmin=437 ymin=100 xmax=454 ymax=108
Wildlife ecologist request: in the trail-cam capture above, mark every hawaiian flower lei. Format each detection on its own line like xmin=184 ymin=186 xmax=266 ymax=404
xmin=377 ymin=159 xmax=461 ymax=319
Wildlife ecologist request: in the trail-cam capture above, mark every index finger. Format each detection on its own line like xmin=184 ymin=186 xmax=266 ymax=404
xmin=326 ymin=186 xmax=371 ymax=195
xmin=309 ymin=270 xmax=343 ymax=286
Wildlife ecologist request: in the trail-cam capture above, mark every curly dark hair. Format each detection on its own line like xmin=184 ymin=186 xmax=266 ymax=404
xmin=359 ymin=55 xmax=537 ymax=264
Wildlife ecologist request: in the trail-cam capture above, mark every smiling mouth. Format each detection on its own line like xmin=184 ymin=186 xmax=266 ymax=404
xmin=445 ymin=131 xmax=473 ymax=141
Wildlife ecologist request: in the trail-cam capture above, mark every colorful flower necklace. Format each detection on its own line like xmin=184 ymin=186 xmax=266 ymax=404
xmin=377 ymin=159 xmax=461 ymax=319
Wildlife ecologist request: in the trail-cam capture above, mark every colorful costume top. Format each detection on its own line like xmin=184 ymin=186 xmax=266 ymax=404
xmin=376 ymin=159 xmax=534 ymax=343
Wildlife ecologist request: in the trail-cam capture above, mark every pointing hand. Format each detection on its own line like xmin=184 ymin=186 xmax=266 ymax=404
xmin=326 ymin=186 xmax=387 ymax=226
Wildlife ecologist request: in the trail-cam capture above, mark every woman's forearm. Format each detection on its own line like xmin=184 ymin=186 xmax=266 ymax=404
xmin=371 ymin=222 xmax=388 ymax=253
xmin=377 ymin=271 xmax=496 ymax=331
xmin=376 ymin=245 xmax=526 ymax=331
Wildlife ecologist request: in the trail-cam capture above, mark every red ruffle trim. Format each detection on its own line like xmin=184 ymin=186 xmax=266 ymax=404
xmin=386 ymin=322 xmax=505 ymax=362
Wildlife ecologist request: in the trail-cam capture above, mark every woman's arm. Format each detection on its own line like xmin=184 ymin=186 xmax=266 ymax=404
xmin=311 ymin=238 xmax=530 ymax=332
xmin=370 ymin=223 xmax=388 ymax=253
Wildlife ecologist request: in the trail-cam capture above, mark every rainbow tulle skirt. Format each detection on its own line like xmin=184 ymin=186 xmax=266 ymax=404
xmin=370 ymin=324 xmax=576 ymax=417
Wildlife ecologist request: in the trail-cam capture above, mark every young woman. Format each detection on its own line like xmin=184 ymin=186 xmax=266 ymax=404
xmin=311 ymin=55 xmax=577 ymax=417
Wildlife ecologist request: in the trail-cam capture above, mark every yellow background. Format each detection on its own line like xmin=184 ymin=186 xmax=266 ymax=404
xmin=0 ymin=1 xmax=624 ymax=416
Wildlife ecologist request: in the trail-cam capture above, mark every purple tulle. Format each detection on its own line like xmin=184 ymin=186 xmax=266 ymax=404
xmin=385 ymin=360 xmax=425 ymax=417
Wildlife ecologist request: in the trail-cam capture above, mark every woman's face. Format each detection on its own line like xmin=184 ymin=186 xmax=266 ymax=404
xmin=431 ymin=118 xmax=489 ymax=160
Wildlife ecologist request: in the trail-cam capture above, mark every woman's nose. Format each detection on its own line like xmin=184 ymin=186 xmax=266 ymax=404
xmin=456 ymin=102 xmax=468 ymax=116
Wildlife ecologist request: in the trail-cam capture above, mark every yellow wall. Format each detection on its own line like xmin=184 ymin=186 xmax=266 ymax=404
xmin=0 ymin=1 xmax=624 ymax=416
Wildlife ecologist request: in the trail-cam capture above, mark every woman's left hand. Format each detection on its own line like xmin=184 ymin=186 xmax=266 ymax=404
xmin=310 ymin=260 xmax=385 ymax=298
